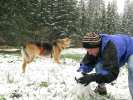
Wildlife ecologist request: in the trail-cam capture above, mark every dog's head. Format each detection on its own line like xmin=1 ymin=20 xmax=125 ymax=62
xmin=55 ymin=37 xmax=71 ymax=49
xmin=61 ymin=37 xmax=71 ymax=48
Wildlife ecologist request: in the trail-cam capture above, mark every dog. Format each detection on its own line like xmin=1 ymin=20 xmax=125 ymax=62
xmin=21 ymin=41 xmax=53 ymax=73
xmin=21 ymin=37 xmax=71 ymax=73
xmin=52 ymin=37 xmax=71 ymax=64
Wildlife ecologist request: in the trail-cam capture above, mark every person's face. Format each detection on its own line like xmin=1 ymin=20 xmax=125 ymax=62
xmin=86 ymin=48 xmax=99 ymax=56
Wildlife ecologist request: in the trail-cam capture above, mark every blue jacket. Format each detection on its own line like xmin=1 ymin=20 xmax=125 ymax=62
xmin=101 ymin=34 xmax=133 ymax=67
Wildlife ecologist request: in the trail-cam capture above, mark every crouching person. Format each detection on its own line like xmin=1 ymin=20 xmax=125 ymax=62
xmin=76 ymin=32 xmax=133 ymax=98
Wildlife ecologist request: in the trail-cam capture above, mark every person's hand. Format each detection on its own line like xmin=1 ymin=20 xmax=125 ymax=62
xmin=75 ymin=74 xmax=96 ymax=86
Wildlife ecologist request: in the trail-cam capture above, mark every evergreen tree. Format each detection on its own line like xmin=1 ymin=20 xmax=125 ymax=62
xmin=78 ymin=0 xmax=87 ymax=35
xmin=44 ymin=0 xmax=78 ymax=39
xmin=0 ymin=0 xmax=42 ymax=33
xmin=106 ymin=0 xmax=118 ymax=34
xmin=99 ymin=4 xmax=107 ymax=33
xmin=86 ymin=0 xmax=105 ymax=32
xmin=122 ymin=0 xmax=133 ymax=34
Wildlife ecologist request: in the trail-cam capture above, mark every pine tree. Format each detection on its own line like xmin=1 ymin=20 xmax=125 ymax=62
xmin=44 ymin=0 xmax=78 ymax=39
xmin=122 ymin=0 xmax=133 ymax=34
xmin=106 ymin=0 xmax=118 ymax=34
xmin=78 ymin=0 xmax=87 ymax=35
xmin=99 ymin=4 xmax=107 ymax=33
xmin=86 ymin=0 xmax=105 ymax=32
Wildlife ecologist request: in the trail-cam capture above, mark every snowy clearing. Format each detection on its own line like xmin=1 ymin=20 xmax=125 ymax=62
xmin=0 ymin=48 xmax=132 ymax=100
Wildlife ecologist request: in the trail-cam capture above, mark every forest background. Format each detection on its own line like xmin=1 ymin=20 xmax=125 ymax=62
xmin=0 ymin=0 xmax=133 ymax=47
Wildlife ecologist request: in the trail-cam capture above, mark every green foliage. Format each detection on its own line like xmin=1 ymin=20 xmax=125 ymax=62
xmin=0 ymin=0 xmax=133 ymax=46
xmin=61 ymin=54 xmax=84 ymax=62
xmin=122 ymin=0 xmax=133 ymax=35
xmin=106 ymin=1 xmax=118 ymax=34
xmin=0 ymin=0 xmax=78 ymax=46
xmin=0 ymin=96 xmax=6 ymax=100
xmin=39 ymin=81 xmax=49 ymax=87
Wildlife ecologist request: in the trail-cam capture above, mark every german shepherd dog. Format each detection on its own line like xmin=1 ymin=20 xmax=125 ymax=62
xmin=52 ymin=37 xmax=71 ymax=64
xmin=21 ymin=37 xmax=71 ymax=73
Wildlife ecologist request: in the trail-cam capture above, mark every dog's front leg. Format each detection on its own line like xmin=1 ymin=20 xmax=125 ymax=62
xmin=53 ymin=48 xmax=61 ymax=64
xmin=21 ymin=61 xmax=27 ymax=73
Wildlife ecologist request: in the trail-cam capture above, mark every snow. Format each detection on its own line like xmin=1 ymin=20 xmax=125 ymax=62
xmin=0 ymin=48 xmax=132 ymax=100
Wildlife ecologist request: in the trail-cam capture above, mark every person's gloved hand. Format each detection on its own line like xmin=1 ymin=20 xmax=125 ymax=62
xmin=77 ymin=63 xmax=94 ymax=73
xmin=75 ymin=73 xmax=96 ymax=86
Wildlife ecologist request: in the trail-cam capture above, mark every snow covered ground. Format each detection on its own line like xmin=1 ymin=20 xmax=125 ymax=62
xmin=0 ymin=48 xmax=132 ymax=100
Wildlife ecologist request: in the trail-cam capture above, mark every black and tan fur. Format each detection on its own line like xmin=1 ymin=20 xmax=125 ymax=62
xmin=52 ymin=37 xmax=71 ymax=64
xmin=21 ymin=37 xmax=71 ymax=73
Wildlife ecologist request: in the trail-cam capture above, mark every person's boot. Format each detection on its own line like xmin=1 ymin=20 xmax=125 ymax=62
xmin=94 ymin=83 xmax=107 ymax=95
